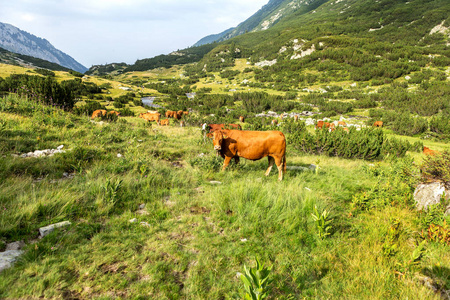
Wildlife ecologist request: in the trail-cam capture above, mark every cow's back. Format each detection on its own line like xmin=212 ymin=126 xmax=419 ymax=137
xmin=223 ymin=130 xmax=286 ymax=160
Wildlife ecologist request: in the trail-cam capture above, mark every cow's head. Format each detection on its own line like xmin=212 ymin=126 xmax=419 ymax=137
xmin=213 ymin=130 xmax=224 ymax=151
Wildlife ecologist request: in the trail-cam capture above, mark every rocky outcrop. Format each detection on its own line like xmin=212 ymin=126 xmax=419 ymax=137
xmin=414 ymin=182 xmax=450 ymax=214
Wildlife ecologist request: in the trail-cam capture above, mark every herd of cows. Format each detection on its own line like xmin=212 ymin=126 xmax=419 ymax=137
xmin=90 ymin=109 xmax=438 ymax=180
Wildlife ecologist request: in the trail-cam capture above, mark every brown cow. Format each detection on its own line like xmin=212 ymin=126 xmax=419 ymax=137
xmin=316 ymin=120 xmax=324 ymax=129
xmin=205 ymin=124 xmax=242 ymax=138
xmin=183 ymin=111 xmax=189 ymax=115
xmin=271 ymin=119 xmax=278 ymax=126
xmin=212 ymin=129 xmax=287 ymax=181
xmin=343 ymin=127 xmax=349 ymax=133
xmin=165 ymin=110 xmax=178 ymax=118
xmin=139 ymin=112 xmax=160 ymax=122
xmin=180 ymin=120 xmax=185 ymax=127
xmin=107 ymin=111 xmax=121 ymax=117
xmin=423 ymin=146 xmax=438 ymax=156
xmin=294 ymin=115 xmax=299 ymax=122
xmin=207 ymin=123 xmax=242 ymax=132
xmin=158 ymin=119 xmax=169 ymax=126
xmin=338 ymin=121 xmax=347 ymax=127
xmin=239 ymin=116 xmax=245 ymax=123
xmin=91 ymin=109 xmax=107 ymax=119
xmin=373 ymin=121 xmax=383 ymax=127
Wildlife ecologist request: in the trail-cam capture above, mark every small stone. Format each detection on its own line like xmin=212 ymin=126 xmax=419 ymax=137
xmin=39 ymin=221 xmax=71 ymax=237
xmin=5 ymin=241 xmax=25 ymax=251
xmin=139 ymin=204 xmax=145 ymax=210
xmin=210 ymin=181 xmax=222 ymax=185
xmin=129 ymin=218 xmax=137 ymax=223
xmin=240 ymin=238 xmax=247 ymax=242
xmin=57 ymin=145 xmax=64 ymax=150
xmin=117 ymin=153 xmax=123 ymax=158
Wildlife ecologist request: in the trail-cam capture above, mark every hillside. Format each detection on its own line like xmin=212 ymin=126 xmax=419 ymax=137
xmin=0 ymin=46 xmax=73 ymax=72
xmin=123 ymin=0 xmax=449 ymax=73
xmin=0 ymin=22 xmax=87 ymax=73
xmin=194 ymin=0 xmax=328 ymax=46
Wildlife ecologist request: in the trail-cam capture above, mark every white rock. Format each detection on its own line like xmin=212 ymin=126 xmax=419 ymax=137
xmin=414 ymin=182 xmax=447 ymax=211
xmin=39 ymin=221 xmax=71 ymax=237
xmin=129 ymin=218 xmax=138 ymax=223
xmin=117 ymin=153 xmax=122 ymax=158
xmin=5 ymin=241 xmax=25 ymax=251
xmin=57 ymin=145 xmax=64 ymax=150
xmin=0 ymin=250 xmax=24 ymax=272
xmin=210 ymin=181 xmax=222 ymax=185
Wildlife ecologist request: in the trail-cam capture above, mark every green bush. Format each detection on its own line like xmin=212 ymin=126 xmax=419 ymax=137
xmin=420 ymin=151 xmax=450 ymax=182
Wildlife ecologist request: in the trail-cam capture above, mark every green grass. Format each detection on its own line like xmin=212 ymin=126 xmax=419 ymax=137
xmin=0 ymin=94 xmax=449 ymax=299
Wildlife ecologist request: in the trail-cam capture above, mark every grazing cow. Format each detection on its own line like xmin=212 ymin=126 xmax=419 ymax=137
xmin=205 ymin=124 xmax=242 ymax=138
xmin=316 ymin=120 xmax=324 ymax=129
xmin=294 ymin=115 xmax=299 ymax=122
xmin=91 ymin=109 xmax=107 ymax=119
xmin=239 ymin=116 xmax=245 ymax=123
xmin=107 ymin=111 xmax=121 ymax=116
xmin=158 ymin=119 xmax=170 ymax=126
xmin=180 ymin=120 xmax=185 ymax=127
xmin=423 ymin=146 xmax=437 ymax=156
xmin=176 ymin=110 xmax=184 ymax=119
xmin=212 ymin=129 xmax=287 ymax=181
xmin=165 ymin=110 xmax=178 ymax=118
xmin=139 ymin=112 xmax=160 ymax=122
xmin=183 ymin=111 xmax=189 ymax=115
xmin=338 ymin=121 xmax=347 ymax=127
xmin=206 ymin=123 xmax=242 ymax=132
xmin=271 ymin=119 xmax=278 ymax=126
xmin=373 ymin=121 xmax=383 ymax=127
xmin=343 ymin=127 xmax=349 ymax=133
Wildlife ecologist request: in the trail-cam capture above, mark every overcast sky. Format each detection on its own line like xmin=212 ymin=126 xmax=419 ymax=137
xmin=0 ymin=0 xmax=268 ymax=68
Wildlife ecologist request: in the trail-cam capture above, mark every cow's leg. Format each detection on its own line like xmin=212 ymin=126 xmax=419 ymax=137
xmin=222 ymin=156 xmax=232 ymax=171
xmin=265 ymin=156 xmax=274 ymax=176
xmin=274 ymin=156 xmax=283 ymax=181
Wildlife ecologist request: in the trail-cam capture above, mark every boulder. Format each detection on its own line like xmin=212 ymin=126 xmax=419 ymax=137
xmin=414 ymin=182 xmax=450 ymax=213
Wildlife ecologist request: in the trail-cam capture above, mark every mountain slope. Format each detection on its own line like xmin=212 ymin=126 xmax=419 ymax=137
xmin=193 ymin=0 xmax=328 ymax=46
xmin=0 ymin=22 xmax=87 ymax=73
xmin=0 ymin=46 xmax=73 ymax=72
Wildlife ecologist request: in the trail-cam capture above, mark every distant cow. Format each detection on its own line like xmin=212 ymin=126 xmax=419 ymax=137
xmin=316 ymin=120 xmax=324 ymax=129
xmin=91 ymin=109 xmax=107 ymax=119
xmin=212 ymin=129 xmax=287 ymax=181
xmin=294 ymin=115 xmax=299 ymax=122
xmin=373 ymin=121 xmax=383 ymax=127
xmin=271 ymin=119 xmax=278 ymax=126
xmin=183 ymin=111 xmax=189 ymax=115
xmin=205 ymin=124 xmax=242 ymax=138
xmin=423 ymin=146 xmax=438 ymax=156
xmin=165 ymin=111 xmax=179 ymax=119
xmin=158 ymin=119 xmax=170 ymax=126
xmin=180 ymin=120 xmax=185 ymax=127
xmin=206 ymin=123 xmax=242 ymax=133
xmin=338 ymin=121 xmax=347 ymax=127
xmin=239 ymin=116 xmax=245 ymax=122
xmin=107 ymin=111 xmax=120 ymax=116
xmin=139 ymin=112 xmax=160 ymax=122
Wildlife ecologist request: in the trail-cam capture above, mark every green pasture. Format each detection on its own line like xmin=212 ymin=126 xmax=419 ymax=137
xmin=0 ymin=94 xmax=448 ymax=299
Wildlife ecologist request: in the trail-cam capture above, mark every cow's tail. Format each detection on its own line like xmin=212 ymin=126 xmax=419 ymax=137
xmin=282 ymin=153 xmax=286 ymax=174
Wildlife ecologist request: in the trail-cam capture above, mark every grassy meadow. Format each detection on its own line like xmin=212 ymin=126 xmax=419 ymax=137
xmin=0 ymin=92 xmax=449 ymax=299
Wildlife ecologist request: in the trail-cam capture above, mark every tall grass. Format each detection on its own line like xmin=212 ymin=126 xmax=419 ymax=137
xmin=0 ymin=94 xmax=448 ymax=299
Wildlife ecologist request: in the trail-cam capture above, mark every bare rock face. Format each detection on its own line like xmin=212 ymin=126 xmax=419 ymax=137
xmin=414 ymin=182 xmax=450 ymax=214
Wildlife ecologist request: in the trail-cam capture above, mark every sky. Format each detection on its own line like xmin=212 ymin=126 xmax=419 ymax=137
xmin=0 ymin=0 xmax=268 ymax=68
